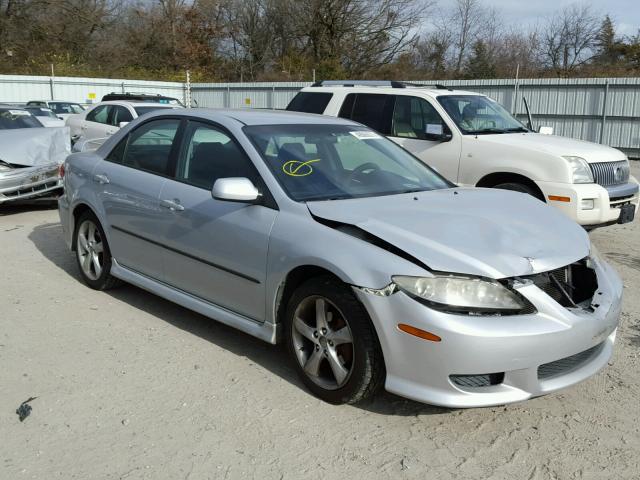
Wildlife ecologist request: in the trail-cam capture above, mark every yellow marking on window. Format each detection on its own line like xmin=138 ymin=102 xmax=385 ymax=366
xmin=282 ymin=159 xmax=320 ymax=177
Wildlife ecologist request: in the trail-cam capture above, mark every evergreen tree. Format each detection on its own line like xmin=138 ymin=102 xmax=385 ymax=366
xmin=464 ymin=40 xmax=495 ymax=78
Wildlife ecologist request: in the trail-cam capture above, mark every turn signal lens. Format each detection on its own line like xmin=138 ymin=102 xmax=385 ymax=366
xmin=398 ymin=324 xmax=441 ymax=342
xmin=548 ymin=195 xmax=570 ymax=202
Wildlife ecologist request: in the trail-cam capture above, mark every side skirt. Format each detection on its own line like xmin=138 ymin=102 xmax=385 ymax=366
xmin=110 ymin=259 xmax=278 ymax=344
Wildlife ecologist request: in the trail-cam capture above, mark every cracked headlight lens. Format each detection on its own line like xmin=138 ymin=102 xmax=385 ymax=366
xmin=563 ymin=156 xmax=594 ymax=184
xmin=392 ymin=275 xmax=527 ymax=313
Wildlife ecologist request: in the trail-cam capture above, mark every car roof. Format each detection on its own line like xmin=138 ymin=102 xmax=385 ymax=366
xmin=302 ymin=85 xmax=483 ymax=97
xmin=157 ymin=108 xmax=360 ymax=126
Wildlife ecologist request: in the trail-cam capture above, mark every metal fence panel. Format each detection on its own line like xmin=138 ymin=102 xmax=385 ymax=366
xmin=0 ymin=74 xmax=185 ymax=105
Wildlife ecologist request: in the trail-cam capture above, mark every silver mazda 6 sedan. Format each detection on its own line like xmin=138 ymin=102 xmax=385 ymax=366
xmin=58 ymin=109 xmax=623 ymax=408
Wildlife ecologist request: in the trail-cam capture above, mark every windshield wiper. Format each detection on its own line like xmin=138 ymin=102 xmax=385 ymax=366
xmin=504 ymin=127 xmax=530 ymax=133
xmin=466 ymin=128 xmax=507 ymax=135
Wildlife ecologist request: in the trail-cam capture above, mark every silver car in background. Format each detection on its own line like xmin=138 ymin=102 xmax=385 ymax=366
xmin=0 ymin=106 xmax=70 ymax=204
xmin=58 ymin=109 xmax=622 ymax=407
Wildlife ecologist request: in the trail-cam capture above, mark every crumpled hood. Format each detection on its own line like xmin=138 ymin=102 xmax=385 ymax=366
xmin=0 ymin=127 xmax=70 ymax=167
xmin=476 ymin=133 xmax=625 ymax=163
xmin=308 ymin=188 xmax=590 ymax=279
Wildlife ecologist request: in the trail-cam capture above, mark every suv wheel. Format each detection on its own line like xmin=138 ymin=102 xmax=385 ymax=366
xmin=285 ymin=276 xmax=385 ymax=404
xmin=74 ymin=212 xmax=120 ymax=290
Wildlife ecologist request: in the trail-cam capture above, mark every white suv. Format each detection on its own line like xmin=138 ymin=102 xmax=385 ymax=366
xmin=286 ymin=81 xmax=639 ymax=228
xmin=66 ymin=101 xmax=180 ymax=144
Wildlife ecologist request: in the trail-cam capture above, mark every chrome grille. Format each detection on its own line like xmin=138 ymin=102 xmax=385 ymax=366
xmin=538 ymin=343 xmax=603 ymax=380
xmin=589 ymin=161 xmax=630 ymax=186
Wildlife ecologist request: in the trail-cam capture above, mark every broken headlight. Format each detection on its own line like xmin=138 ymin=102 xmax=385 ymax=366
xmin=392 ymin=275 xmax=530 ymax=314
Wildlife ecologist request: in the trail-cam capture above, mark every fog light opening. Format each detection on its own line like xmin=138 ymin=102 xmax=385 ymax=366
xmin=580 ymin=198 xmax=595 ymax=210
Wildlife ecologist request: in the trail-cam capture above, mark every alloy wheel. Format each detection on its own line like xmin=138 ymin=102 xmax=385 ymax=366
xmin=76 ymin=219 xmax=104 ymax=281
xmin=291 ymin=296 xmax=354 ymax=390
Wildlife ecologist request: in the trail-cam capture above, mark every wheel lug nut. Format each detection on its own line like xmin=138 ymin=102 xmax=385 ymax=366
xmin=315 ymin=345 xmax=319 ymax=351
xmin=313 ymin=331 xmax=318 ymax=338
xmin=321 ymin=328 xmax=327 ymax=335
xmin=328 ymin=341 xmax=333 ymax=347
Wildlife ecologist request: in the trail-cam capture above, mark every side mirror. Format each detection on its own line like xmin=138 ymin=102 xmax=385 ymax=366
xmin=212 ymin=177 xmax=260 ymax=203
xmin=538 ymin=126 xmax=554 ymax=135
xmin=423 ymin=124 xmax=452 ymax=142
xmin=119 ymin=121 xmax=129 ymax=128
xmin=424 ymin=132 xmax=453 ymax=142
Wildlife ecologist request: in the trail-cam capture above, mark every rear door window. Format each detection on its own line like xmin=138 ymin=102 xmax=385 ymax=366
xmin=338 ymin=94 xmax=395 ymax=135
xmin=286 ymin=92 xmax=333 ymax=114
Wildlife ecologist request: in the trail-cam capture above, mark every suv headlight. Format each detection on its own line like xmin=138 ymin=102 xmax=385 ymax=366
xmin=392 ymin=275 xmax=532 ymax=315
xmin=0 ymin=160 xmax=14 ymax=172
xmin=563 ymin=156 xmax=594 ymax=184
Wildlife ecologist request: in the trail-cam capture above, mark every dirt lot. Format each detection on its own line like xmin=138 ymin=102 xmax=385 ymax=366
xmin=1 ymin=163 xmax=639 ymax=480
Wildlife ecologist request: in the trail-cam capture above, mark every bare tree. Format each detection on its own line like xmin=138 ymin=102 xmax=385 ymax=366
xmin=540 ymin=3 xmax=601 ymax=76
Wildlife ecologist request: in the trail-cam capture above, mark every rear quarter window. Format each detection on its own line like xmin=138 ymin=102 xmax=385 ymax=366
xmin=286 ymin=92 xmax=333 ymax=114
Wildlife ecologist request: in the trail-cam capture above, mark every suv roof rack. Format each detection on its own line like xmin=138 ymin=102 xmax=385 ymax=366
xmin=310 ymin=80 xmax=453 ymax=91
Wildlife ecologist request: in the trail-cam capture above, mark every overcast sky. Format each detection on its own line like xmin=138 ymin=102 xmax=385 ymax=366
xmin=484 ymin=0 xmax=640 ymax=36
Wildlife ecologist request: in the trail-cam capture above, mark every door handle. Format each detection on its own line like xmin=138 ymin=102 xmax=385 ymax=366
xmin=160 ymin=199 xmax=185 ymax=212
xmin=93 ymin=174 xmax=110 ymax=184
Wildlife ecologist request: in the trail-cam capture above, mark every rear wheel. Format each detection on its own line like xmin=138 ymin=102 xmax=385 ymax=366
xmin=74 ymin=212 xmax=120 ymax=290
xmin=285 ymin=276 xmax=385 ymax=404
xmin=494 ymin=182 xmax=543 ymax=201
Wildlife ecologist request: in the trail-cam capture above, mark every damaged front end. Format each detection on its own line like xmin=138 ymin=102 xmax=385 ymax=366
xmin=0 ymin=127 xmax=70 ymax=204
xmin=0 ymin=160 xmax=62 ymax=203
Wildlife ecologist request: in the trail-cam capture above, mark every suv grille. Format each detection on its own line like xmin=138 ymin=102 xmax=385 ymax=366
xmin=538 ymin=342 xmax=603 ymax=379
xmin=590 ymin=161 xmax=629 ymax=186
xmin=529 ymin=260 xmax=597 ymax=308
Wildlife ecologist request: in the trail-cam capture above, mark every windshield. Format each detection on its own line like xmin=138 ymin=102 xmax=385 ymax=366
xmin=49 ymin=102 xmax=84 ymax=114
xmin=134 ymin=106 xmax=175 ymax=116
xmin=437 ymin=95 xmax=528 ymax=134
xmin=244 ymin=124 xmax=451 ymax=202
xmin=0 ymin=109 xmax=42 ymax=129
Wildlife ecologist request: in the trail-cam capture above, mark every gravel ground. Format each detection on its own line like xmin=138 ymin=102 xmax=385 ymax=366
xmin=1 ymin=163 xmax=639 ymax=480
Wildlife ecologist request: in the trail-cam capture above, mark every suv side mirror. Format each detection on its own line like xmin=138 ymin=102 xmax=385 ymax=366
xmin=424 ymin=132 xmax=453 ymax=142
xmin=212 ymin=177 xmax=260 ymax=203
xmin=538 ymin=126 xmax=553 ymax=135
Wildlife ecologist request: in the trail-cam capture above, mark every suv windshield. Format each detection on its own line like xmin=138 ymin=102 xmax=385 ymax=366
xmin=437 ymin=95 xmax=528 ymax=134
xmin=245 ymin=124 xmax=451 ymax=202
xmin=0 ymin=109 xmax=42 ymax=129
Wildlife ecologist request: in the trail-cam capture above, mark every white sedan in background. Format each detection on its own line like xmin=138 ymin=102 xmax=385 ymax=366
xmin=66 ymin=101 xmax=180 ymax=144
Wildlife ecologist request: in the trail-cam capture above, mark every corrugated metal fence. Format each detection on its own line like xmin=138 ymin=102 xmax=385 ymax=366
xmin=0 ymin=74 xmax=185 ymax=105
xmin=2 ymin=75 xmax=639 ymax=157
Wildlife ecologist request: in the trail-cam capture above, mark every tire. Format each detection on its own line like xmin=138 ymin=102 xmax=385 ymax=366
xmin=494 ymin=182 xmax=543 ymax=201
xmin=73 ymin=211 xmax=120 ymax=290
xmin=285 ymin=275 xmax=385 ymax=404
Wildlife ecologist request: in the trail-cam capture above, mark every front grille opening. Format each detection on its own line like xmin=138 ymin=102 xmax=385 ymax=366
xmin=529 ymin=259 xmax=597 ymax=308
xmin=4 ymin=181 xmax=59 ymax=198
xmin=538 ymin=342 xmax=604 ymax=380
xmin=450 ymin=372 xmax=504 ymax=388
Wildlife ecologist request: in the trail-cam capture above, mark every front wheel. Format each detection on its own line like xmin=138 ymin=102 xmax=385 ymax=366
xmin=285 ymin=276 xmax=385 ymax=404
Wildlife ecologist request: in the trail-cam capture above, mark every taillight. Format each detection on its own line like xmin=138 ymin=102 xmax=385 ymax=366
xmin=58 ymin=163 xmax=65 ymax=178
